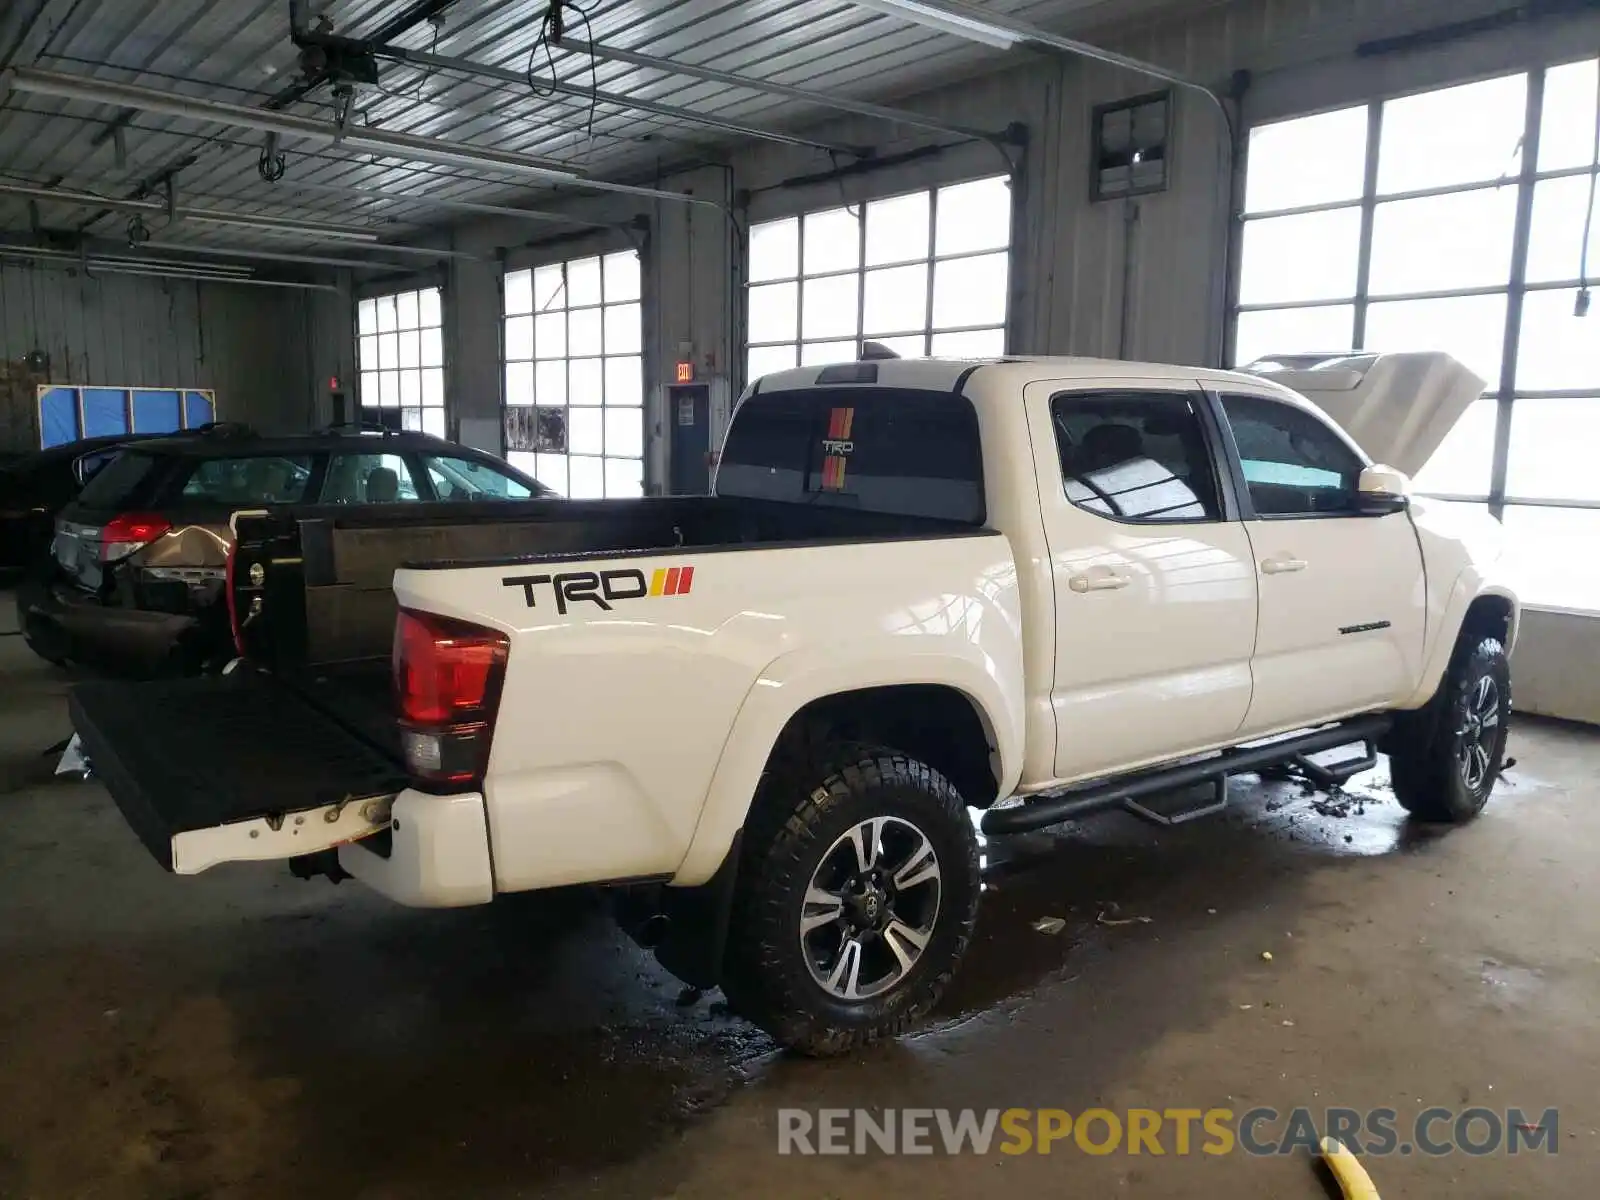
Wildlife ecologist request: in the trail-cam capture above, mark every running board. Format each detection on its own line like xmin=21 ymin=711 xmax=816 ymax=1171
xmin=981 ymin=715 xmax=1393 ymax=836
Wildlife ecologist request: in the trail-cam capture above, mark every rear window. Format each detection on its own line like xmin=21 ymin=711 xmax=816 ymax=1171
xmin=716 ymin=388 xmax=985 ymax=523
xmin=177 ymin=455 xmax=314 ymax=504
xmin=76 ymin=451 xmax=162 ymax=510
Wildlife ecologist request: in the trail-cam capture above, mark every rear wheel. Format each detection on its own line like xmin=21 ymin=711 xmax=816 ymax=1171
xmin=722 ymin=740 xmax=980 ymax=1056
xmin=1388 ymin=636 xmax=1510 ymax=822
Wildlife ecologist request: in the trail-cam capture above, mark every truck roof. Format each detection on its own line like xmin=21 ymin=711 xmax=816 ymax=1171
xmin=750 ymin=355 xmax=1291 ymax=398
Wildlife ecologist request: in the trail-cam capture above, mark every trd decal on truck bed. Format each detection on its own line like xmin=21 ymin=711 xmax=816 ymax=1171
xmin=503 ymin=565 xmax=694 ymax=613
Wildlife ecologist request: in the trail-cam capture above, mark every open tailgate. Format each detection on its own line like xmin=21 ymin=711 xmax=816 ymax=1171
xmin=69 ymin=672 xmax=406 ymax=874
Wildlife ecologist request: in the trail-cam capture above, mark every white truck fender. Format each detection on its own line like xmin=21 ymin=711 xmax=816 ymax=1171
xmin=669 ymin=646 xmax=1025 ymax=887
xmin=1401 ymin=571 xmax=1519 ymax=710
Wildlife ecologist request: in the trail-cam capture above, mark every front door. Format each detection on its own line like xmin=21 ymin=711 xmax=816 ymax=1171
xmin=1215 ymin=389 xmax=1427 ymax=734
xmin=1027 ymin=381 xmax=1260 ymax=783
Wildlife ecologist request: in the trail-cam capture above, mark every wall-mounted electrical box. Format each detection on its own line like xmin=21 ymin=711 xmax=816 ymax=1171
xmin=1092 ymin=90 xmax=1172 ymax=201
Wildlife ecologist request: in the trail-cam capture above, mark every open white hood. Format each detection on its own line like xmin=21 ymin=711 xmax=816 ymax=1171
xmin=1243 ymin=352 xmax=1487 ymax=476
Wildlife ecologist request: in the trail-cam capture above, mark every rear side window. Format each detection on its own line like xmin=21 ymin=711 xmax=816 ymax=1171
xmin=716 ymin=388 xmax=985 ymax=523
xmin=178 ymin=455 xmax=313 ymax=504
xmin=1051 ymin=391 xmax=1222 ymax=522
xmin=76 ymin=451 xmax=162 ymax=510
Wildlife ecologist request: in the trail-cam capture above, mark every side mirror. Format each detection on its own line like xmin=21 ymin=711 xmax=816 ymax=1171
xmin=1358 ymin=464 xmax=1410 ymax=515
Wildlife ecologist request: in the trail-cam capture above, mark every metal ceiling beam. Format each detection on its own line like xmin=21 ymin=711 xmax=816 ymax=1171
xmin=379 ymin=45 xmax=874 ymax=159
xmin=0 ymin=245 xmax=340 ymax=291
xmin=2 ymin=66 xmax=724 ymax=211
xmin=557 ymin=36 xmax=1015 ymax=145
xmin=265 ymin=177 xmax=616 ymax=229
xmin=143 ymin=241 xmax=422 ymax=271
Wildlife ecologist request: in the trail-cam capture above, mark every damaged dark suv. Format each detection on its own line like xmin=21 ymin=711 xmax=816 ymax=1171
xmin=17 ymin=425 xmax=554 ymax=674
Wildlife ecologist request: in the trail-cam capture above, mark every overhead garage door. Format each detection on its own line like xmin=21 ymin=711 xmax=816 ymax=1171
xmin=502 ymin=251 xmax=644 ymax=500
xmin=1234 ymin=56 xmax=1600 ymax=612
xmin=357 ymin=287 xmax=447 ymax=437
xmin=744 ymin=175 xmax=1013 ymax=380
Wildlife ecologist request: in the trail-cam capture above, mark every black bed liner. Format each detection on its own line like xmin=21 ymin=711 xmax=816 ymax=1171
xmin=70 ymin=671 xmax=405 ymax=871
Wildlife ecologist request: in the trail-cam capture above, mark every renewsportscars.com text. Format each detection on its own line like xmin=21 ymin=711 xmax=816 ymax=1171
xmin=777 ymin=1107 xmax=1559 ymax=1157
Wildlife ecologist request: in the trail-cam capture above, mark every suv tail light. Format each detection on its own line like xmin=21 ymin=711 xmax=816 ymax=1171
xmin=100 ymin=512 xmax=172 ymax=561
xmin=393 ymin=608 xmax=510 ymax=790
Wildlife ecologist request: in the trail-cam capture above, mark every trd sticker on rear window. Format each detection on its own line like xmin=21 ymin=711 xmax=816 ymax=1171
xmin=820 ymin=406 xmax=855 ymax=491
xmin=503 ymin=565 xmax=695 ymax=614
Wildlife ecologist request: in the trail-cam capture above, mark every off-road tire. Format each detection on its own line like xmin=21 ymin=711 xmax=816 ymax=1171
xmin=722 ymin=738 xmax=980 ymax=1056
xmin=1388 ymin=636 xmax=1511 ymax=823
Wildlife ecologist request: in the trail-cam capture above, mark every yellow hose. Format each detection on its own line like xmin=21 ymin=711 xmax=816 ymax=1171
xmin=1319 ymin=1137 xmax=1380 ymax=1200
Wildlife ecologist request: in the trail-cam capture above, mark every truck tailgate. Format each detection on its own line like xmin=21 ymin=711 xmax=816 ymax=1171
xmin=69 ymin=672 xmax=406 ymax=874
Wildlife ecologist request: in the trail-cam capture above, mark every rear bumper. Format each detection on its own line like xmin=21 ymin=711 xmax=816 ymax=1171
xmin=18 ymin=573 xmax=195 ymax=667
xmin=339 ymin=790 xmax=495 ymax=908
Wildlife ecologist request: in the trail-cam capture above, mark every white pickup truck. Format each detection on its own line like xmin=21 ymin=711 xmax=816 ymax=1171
xmin=70 ymin=352 xmax=1517 ymax=1055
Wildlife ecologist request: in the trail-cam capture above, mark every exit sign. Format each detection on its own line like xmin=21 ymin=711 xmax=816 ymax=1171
xmin=674 ymin=361 xmax=695 ymax=384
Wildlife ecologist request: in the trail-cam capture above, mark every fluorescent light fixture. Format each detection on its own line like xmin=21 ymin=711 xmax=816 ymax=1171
xmin=851 ymin=0 xmax=1025 ymax=50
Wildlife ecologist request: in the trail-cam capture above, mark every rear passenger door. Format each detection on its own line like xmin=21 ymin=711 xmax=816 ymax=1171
xmin=1027 ymin=381 xmax=1259 ymax=782
xmin=1214 ymin=390 xmax=1426 ymax=733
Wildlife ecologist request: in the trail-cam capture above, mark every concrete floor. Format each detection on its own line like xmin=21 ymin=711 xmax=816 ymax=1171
xmin=2 ymin=600 xmax=1597 ymax=1199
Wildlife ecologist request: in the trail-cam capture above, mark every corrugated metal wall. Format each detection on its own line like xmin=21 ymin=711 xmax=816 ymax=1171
xmin=0 ymin=263 xmax=323 ymax=450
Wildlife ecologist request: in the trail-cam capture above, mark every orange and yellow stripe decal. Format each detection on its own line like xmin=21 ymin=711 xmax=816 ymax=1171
xmin=649 ymin=565 xmax=696 ymax=596
xmin=827 ymin=406 xmax=855 ymax=440
xmin=821 ymin=454 xmax=848 ymax=490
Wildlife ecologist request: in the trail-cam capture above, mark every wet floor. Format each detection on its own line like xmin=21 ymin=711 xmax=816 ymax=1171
xmin=1 ymin=607 xmax=1596 ymax=1198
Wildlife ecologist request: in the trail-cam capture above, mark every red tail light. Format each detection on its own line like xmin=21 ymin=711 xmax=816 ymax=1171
xmin=393 ymin=609 xmax=509 ymax=789
xmin=100 ymin=512 xmax=172 ymax=561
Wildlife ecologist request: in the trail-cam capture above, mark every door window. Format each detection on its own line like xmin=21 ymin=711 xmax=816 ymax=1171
xmin=178 ymin=455 xmax=313 ymax=504
xmin=1050 ymin=391 xmax=1222 ymax=522
xmin=423 ymin=453 xmax=543 ymax=501
xmin=1219 ymin=393 xmax=1365 ymax=517
xmin=321 ymin=453 xmax=420 ymax=504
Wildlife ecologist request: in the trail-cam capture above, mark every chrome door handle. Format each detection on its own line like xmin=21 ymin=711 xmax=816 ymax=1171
xmin=1261 ymin=555 xmax=1308 ymax=575
xmin=1068 ymin=571 xmax=1131 ymax=593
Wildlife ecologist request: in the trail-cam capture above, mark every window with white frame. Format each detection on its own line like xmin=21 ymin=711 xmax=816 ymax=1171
xmin=357 ymin=287 xmax=446 ymax=436
xmin=502 ymin=250 xmax=643 ymax=499
xmin=1234 ymin=59 xmax=1600 ymax=612
xmin=744 ymin=175 xmax=1013 ymax=380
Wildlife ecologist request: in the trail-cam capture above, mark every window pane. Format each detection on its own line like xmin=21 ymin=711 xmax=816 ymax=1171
xmin=398 ymin=329 xmax=420 ymax=369
xmin=749 ymin=217 xmax=799 ymax=282
xmin=801 ymin=340 xmax=857 ymax=365
xmin=568 ymin=308 xmax=603 ymax=356
xmin=803 ymin=207 xmax=860 ymax=274
xmin=378 ymin=332 xmax=398 ymax=370
xmin=322 ymin=453 xmax=419 ymax=504
xmin=505 ymin=362 xmax=533 ymax=406
xmin=747 ymin=344 xmax=797 ymax=379
xmin=1506 ymin=397 xmax=1600 ymax=501
xmin=1517 ymin=289 xmax=1600 ymax=391
xmin=399 ymin=369 xmax=421 ymax=407
xmin=863 ymin=263 xmax=928 ymax=335
xmin=1501 ymin=504 xmax=1600 ymax=611
xmin=177 ymin=454 xmax=313 ymax=504
xmin=1238 ymin=209 xmax=1362 ymax=304
xmin=534 ymin=264 xmax=565 ymax=311
xmin=534 ymin=312 xmax=566 ymax=359
xmin=532 ymin=361 xmax=565 ymax=407
xmin=505 ymin=269 xmax=533 ymax=316
xmin=603 ymin=250 xmax=641 ymax=302
xmin=375 ymin=294 xmax=397 ymax=333
xmin=359 ymin=335 xmax=378 ymax=369
xmin=605 ymin=456 xmax=644 ymax=498
xmin=397 ymin=290 xmax=419 ymax=330
xmin=1526 ymin=176 xmax=1600 ymax=284
xmin=1244 ymin=105 xmax=1368 ymax=213
xmin=931 ymin=328 xmax=1004 ymax=357
xmin=605 ymin=356 xmax=643 ymax=406
xmin=418 ymin=287 xmax=442 ymax=327
xmin=1412 ymin=398 xmax=1495 ymax=496
xmin=1539 ymin=57 xmax=1600 ymax=173
xmin=1364 ymin=293 xmax=1507 ymax=385
xmin=402 ymin=407 xmax=422 ymax=432
xmin=568 ymin=256 xmax=603 ymax=307
xmin=935 ymin=176 xmax=1011 ymax=256
xmin=568 ymin=455 xmax=606 ymax=499
xmin=379 ymin=370 xmax=399 ymax=407
xmin=569 ymin=358 xmax=603 ymax=404
xmin=1221 ymin=392 xmax=1365 ymax=516
xmin=1233 ymin=305 xmax=1356 ymax=366
xmin=569 ymin=406 xmax=604 ymax=455
xmin=801 ymin=272 xmax=859 ymax=339
xmin=420 ymin=326 xmax=443 ymax=368
xmin=1368 ymin=187 xmax=1517 ymax=295
xmin=422 ymin=368 xmax=444 ymax=407
xmin=358 ymin=297 xmax=378 ymax=334
xmin=865 ymin=191 xmax=931 ymax=266
xmin=932 ymin=252 xmax=1008 ymax=329
xmin=525 ymin=453 xmax=561 ymax=496
xmin=605 ymin=407 xmax=644 ymax=458
xmin=504 ymin=315 xmax=533 ymax=361
xmin=866 ymin=334 xmax=927 ymax=359
xmin=605 ymin=302 xmax=642 ymax=354
xmin=361 ymin=371 xmax=378 ymax=403
xmin=748 ymin=282 xmax=798 ymax=343
xmin=1377 ymin=74 xmax=1526 ymax=194
xmin=1053 ymin=391 xmax=1221 ymax=522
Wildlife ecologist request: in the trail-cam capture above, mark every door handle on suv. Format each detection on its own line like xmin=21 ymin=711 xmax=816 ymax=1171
xmin=1260 ymin=555 xmax=1308 ymax=575
xmin=1068 ymin=569 xmax=1131 ymax=593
